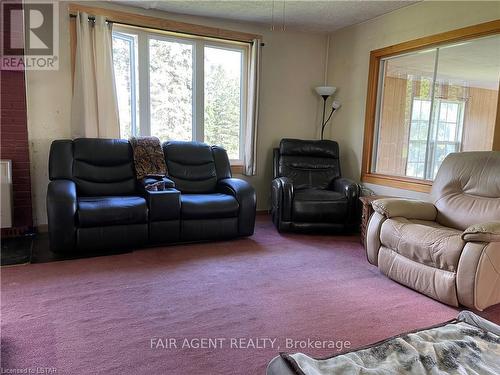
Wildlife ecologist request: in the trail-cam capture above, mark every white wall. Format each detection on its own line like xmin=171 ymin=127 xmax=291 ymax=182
xmin=326 ymin=1 xmax=500 ymax=200
xmin=26 ymin=1 xmax=328 ymax=225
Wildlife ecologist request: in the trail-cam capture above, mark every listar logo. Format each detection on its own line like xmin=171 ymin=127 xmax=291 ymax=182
xmin=1 ymin=1 xmax=59 ymax=70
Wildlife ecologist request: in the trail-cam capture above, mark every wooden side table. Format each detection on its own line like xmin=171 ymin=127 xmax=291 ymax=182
xmin=359 ymin=195 xmax=388 ymax=249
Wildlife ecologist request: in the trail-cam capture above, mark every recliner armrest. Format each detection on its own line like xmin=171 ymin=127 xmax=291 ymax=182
xmin=47 ymin=179 xmax=77 ymax=252
xmin=217 ymin=178 xmax=256 ymax=236
xmin=462 ymin=222 xmax=500 ymax=243
xmin=143 ymin=188 xmax=181 ymax=221
xmin=331 ymin=178 xmax=359 ymax=200
xmin=271 ymin=177 xmax=293 ymax=222
xmin=372 ymin=198 xmax=437 ymax=221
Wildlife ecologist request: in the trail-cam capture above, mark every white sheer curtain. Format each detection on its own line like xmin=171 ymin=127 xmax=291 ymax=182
xmin=71 ymin=12 xmax=120 ymax=138
xmin=243 ymin=39 xmax=262 ymax=176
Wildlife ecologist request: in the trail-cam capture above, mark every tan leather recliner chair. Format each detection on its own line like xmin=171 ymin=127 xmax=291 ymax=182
xmin=366 ymin=152 xmax=500 ymax=311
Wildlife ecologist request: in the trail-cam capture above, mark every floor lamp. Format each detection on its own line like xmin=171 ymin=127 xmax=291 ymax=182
xmin=315 ymin=86 xmax=341 ymax=140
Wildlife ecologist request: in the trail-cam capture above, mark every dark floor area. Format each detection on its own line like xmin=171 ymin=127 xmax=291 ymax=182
xmin=1 ymin=233 xmax=132 ymax=266
xmin=1 ymin=236 xmax=33 ymax=266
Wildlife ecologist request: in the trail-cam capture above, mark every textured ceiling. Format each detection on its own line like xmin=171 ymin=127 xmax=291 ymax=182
xmin=117 ymin=0 xmax=420 ymax=33
xmin=387 ymin=35 xmax=500 ymax=89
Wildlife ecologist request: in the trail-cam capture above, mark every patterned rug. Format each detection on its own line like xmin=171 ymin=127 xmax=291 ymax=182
xmin=279 ymin=312 xmax=500 ymax=375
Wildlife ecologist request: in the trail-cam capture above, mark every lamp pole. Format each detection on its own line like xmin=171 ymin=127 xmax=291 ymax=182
xmin=321 ymin=100 xmax=341 ymax=140
xmin=320 ymin=95 xmax=329 ymax=140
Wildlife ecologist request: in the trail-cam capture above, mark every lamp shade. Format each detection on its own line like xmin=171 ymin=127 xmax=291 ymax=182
xmin=315 ymin=86 xmax=336 ymax=97
xmin=332 ymin=100 xmax=341 ymax=110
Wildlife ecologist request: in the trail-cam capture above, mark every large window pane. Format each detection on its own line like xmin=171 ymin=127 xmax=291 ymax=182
xmin=112 ymin=32 xmax=138 ymax=139
xmin=373 ymin=49 xmax=437 ymax=177
xmin=204 ymin=46 xmax=243 ymax=160
xmin=149 ymin=37 xmax=193 ymax=141
xmin=429 ymin=35 xmax=500 ymax=175
xmin=373 ymin=33 xmax=500 ymax=181
xmin=111 ymin=26 xmax=248 ymax=160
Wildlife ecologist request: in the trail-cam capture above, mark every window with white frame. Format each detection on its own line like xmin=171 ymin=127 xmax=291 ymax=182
xmin=406 ymin=99 xmax=464 ymax=180
xmin=112 ymin=26 xmax=248 ymax=161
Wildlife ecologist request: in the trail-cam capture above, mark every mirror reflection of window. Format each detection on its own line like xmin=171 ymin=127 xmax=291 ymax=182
xmin=373 ymin=34 xmax=500 ymax=181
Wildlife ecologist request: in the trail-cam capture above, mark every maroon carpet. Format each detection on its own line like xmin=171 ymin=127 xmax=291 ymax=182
xmin=1 ymin=216 xmax=499 ymax=374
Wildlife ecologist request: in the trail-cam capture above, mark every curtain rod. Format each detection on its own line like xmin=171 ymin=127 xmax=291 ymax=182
xmin=69 ymin=14 xmax=265 ymax=46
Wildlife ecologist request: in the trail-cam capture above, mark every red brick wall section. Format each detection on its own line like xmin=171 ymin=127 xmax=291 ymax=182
xmin=0 ymin=14 xmax=33 ymax=231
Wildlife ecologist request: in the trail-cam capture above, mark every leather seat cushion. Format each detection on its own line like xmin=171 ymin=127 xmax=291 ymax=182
xmin=292 ymin=189 xmax=348 ymax=223
xmin=78 ymin=196 xmax=148 ymax=227
xmin=380 ymin=217 xmax=465 ymax=272
xmin=181 ymin=193 xmax=239 ymax=219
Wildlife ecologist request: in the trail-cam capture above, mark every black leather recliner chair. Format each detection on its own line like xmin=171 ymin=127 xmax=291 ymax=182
xmin=47 ymin=138 xmax=256 ymax=253
xmin=271 ymin=139 xmax=360 ymax=232
xmin=162 ymin=141 xmax=256 ymax=242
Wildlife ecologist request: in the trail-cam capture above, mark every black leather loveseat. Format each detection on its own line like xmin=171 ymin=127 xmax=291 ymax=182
xmin=47 ymin=138 xmax=256 ymax=253
xmin=271 ymin=139 xmax=359 ymax=232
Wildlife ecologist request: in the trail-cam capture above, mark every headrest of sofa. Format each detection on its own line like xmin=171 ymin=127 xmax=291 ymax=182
xmin=432 ymin=152 xmax=500 ymax=199
xmin=431 ymin=151 xmax=500 ymax=230
xmin=279 ymin=139 xmax=339 ymax=158
xmin=163 ymin=141 xmax=214 ymax=165
xmin=74 ymin=138 xmax=132 ymax=165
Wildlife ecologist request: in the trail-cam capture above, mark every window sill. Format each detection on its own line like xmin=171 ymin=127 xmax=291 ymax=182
xmin=362 ymin=173 xmax=432 ymax=193
xmin=230 ymin=163 xmax=244 ymax=175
